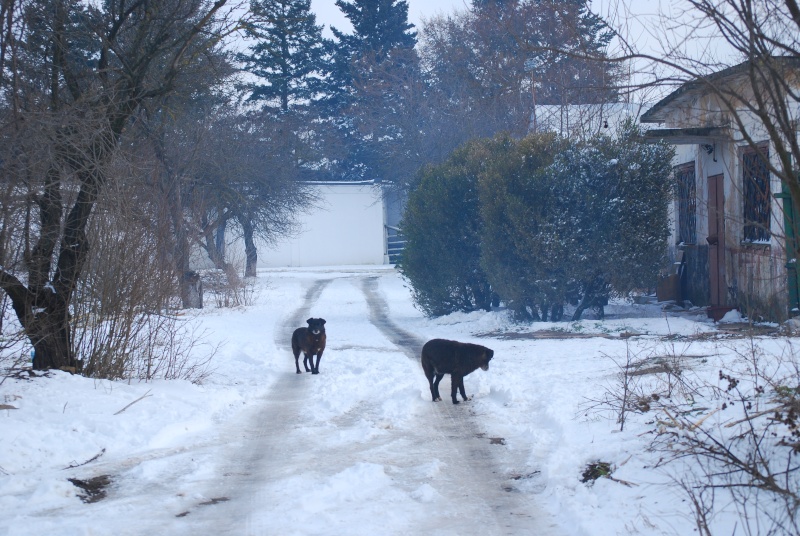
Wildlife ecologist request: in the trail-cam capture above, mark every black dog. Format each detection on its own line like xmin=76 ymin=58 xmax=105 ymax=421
xmin=292 ymin=318 xmax=326 ymax=374
xmin=421 ymin=338 xmax=494 ymax=404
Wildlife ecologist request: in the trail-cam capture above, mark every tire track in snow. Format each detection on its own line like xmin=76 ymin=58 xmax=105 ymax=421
xmin=180 ymin=273 xmax=563 ymax=535
xmin=175 ymin=278 xmax=334 ymax=534
xmin=360 ymin=275 xmax=564 ymax=536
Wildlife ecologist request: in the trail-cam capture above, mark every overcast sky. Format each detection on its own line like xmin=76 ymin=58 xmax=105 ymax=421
xmin=310 ymin=0 xmax=469 ymax=35
xmin=309 ymin=0 xmax=662 ymax=55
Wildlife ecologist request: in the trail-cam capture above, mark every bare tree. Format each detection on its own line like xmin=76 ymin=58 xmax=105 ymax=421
xmin=206 ymin=112 xmax=314 ymax=277
xmin=0 ymin=0 xmax=238 ymax=370
xmin=586 ymin=1 xmax=800 ymax=238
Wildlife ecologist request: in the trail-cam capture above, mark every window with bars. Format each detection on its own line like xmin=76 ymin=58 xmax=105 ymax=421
xmin=675 ymin=163 xmax=696 ymax=244
xmin=742 ymin=144 xmax=771 ymax=242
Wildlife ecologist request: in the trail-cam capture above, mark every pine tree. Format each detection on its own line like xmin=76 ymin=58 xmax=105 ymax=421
xmin=238 ymin=0 xmax=330 ymax=115
xmin=332 ymin=0 xmax=416 ymax=63
xmin=526 ymin=0 xmax=617 ymax=105
xmin=327 ymin=0 xmax=421 ymax=183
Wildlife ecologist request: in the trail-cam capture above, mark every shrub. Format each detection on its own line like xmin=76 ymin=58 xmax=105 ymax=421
xmin=399 ymin=140 xmax=494 ymax=316
xmin=478 ymin=133 xmax=566 ymax=320
xmin=481 ymin=124 xmax=674 ymax=321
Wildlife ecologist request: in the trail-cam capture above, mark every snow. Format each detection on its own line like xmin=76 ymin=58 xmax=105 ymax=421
xmin=0 ymin=266 xmax=794 ymax=535
xmin=718 ymin=308 xmax=743 ymax=323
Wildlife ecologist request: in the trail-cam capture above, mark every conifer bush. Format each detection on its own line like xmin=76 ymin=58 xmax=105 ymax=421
xmin=401 ymin=124 xmax=674 ymax=320
xmin=398 ymin=141 xmax=494 ymax=316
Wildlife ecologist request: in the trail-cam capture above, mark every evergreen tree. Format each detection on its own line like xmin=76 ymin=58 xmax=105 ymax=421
xmin=478 ymin=133 xmax=567 ymax=321
xmin=327 ymin=0 xmax=422 ymax=183
xmin=399 ymin=140 xmax=494 ymax=316
xmin=332 ymin=0 xmax=416 ymax=63
xmin=401 ymin=125 xmax=674 ymax=320
xmin=479 ymin=124 xmax=674 ymax=321
xmin=525 ymin=0 xmax=617 ymax=105
xmin=238 ymin=0 xmax=330 ymax=115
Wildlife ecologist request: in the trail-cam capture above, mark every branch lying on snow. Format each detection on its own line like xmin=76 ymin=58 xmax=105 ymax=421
xmin=724 ymin=406 xmax=784 ymax=428
xmin=657 ymin=408 xmax=720 ymax=431
xmin=63 ymin=448 xmax=106 ymax=470
xmin=689 ymin=408 xmax=719 ymax=430
xmin=113 ymin=390 xmax=152 ymax=415
xmin=606 ymin=475 xmax=638 ymax=487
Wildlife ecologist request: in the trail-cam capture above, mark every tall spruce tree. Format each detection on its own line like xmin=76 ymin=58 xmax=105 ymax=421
xmin=238 ymin=0 xmax=330 ymax=115
xmin=332 ymin=0 xmax=416 ymax=63
xmin=328 ymin=0 xmax=421 ymax=183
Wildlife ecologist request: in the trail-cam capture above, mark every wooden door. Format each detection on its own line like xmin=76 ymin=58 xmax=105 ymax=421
xmin=707 ymin=174 xmax=726 ymax=306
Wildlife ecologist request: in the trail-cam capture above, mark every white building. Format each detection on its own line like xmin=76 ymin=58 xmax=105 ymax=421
xmin=258 ymin=181 xmax=390 ymax=268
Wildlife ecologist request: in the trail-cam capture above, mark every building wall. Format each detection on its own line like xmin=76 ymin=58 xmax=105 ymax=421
xmin=661 ymin=98 xmax=790 ymax=317
xmin=257 ymin=182 xmax=387 ymax=268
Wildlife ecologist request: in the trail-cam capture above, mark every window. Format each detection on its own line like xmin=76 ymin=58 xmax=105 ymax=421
xmin=675 ymin=162 xmax=696 ymax=244
xmin=742 ymin=144 xmax=771 ymax=242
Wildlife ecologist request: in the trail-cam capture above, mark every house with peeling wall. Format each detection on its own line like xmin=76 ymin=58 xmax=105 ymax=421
xmin=641 ymin=59 xmax=800 ymax=320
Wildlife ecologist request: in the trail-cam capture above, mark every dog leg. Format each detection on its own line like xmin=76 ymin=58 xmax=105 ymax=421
xmin=457 ymin=377 xmax=470 ymax=402
xmin=303 ymin=353 xmax=312 ymax=373
xmin=312 ymin=350 xmax=323 ymax=374
xmin=427 ymin=376 xmax=438 ymax=402
xmin=450 ymin=374 xmax=463 ymax=404
xmin=432 ymin=373 xmax=444 ymax=402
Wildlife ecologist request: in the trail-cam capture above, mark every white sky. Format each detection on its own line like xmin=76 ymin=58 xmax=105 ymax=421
xmin=309 ymin=0 xmax=735 ymax=71
xmin=311 ymin=0 xmax=470 ymax=35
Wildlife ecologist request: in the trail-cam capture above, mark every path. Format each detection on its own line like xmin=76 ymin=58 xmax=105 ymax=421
xmin=180 ymin=272 xmax=563 ymax=535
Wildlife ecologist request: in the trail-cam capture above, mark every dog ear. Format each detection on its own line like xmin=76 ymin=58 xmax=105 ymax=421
xmin=306 ymin=317 xmax=314 ymax=324
xmin=320 ymin=319 xmax=326 ymax=325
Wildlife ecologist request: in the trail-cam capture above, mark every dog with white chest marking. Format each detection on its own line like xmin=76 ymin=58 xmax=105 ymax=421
xmin=292 ymin=317 xmax=326 ymax=374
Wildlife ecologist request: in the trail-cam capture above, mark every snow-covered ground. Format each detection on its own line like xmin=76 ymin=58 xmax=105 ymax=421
xmin=0 ymin=267 xmax=796 ymax=535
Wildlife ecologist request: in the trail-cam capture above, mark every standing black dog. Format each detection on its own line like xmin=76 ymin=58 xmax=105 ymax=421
xmin=421 ymin=338 xmax=494 ymax=404
xmin=292 ymin=318 xmax=326 ymax=374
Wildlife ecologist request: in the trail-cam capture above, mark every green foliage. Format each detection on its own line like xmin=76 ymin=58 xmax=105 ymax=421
xmin=238 ymin=0 xmax=331 ymax=114
xmin=324 ymin=0 xmax=421 ymax=183
xmin=484 ymin=122 xmax=674 ymax=320
xmin=478 ymin=133 xmax=567 ymax=320
xmin=332 ymin=0 xmax=416 ymax=63
xmin=401 ymin=123 xmax=675 ymax=320
xmin=398 ymin=141 xmax=494 ymax=316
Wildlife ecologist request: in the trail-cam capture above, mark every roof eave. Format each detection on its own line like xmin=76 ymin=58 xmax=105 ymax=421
xmin=643 ymin=127 xmax=730 ymax=144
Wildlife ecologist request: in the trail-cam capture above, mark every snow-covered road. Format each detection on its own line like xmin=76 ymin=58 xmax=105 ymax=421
xmin=180 ymin=273 xmax=563 ymax=535
xmin=5 ymin=266 xmax=758 ymax=535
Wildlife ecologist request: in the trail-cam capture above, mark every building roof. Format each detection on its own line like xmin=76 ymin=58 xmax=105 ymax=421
xmin=642 ymin=126 xmax=730 ymax=144
xmin=640 ymin=56 xmax=800 ymax=124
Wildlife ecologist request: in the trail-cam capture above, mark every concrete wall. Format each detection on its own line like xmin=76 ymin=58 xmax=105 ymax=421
xmin=259 ymin=182 xmax=387 ymax=268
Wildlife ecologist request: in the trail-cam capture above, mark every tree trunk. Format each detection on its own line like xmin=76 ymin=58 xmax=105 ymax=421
xmin=572 ymin=276 xmax=605 ymax=321
xmin=183 ymin=270 xmax=203 ymax=309
xmin=166 ymin=179 xmax=201 ymax=309
xmin=203 ymin=218 xmax=228 ymax=271
xmin=242 ymin=219 xmax=258 ymax=278
xmin=30 ymin=306 xmax=77 ymax=371
xmin=215 ymin=219 xmax=227 ymax=262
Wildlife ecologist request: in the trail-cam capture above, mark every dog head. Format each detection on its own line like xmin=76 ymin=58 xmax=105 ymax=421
xmin=306 ymin=317 xmax=326 ymax=335
xmin=481 ymin=348 xmax=494 ymax=371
